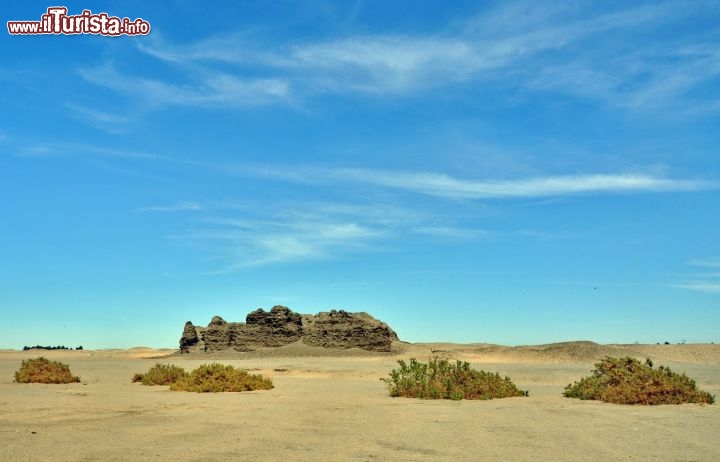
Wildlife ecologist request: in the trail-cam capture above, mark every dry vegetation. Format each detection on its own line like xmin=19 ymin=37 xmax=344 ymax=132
xmin=132 ymin=363 xmax=187 ymax=386
xmin=381 ymin=357 xmax=528 ymax=400
xmin=14 ymin=357 xmax=81 ymax=384
xmin=170 ymin=363 xmax=274 ymax=393
xmin=133 ymin=363 xmax=274 ymax=393
xmin=563 ymin=356 xmax=715 ymax=405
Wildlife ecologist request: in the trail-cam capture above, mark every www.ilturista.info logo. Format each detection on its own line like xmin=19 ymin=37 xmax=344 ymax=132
xmin=7 ymin=7 xmax=150 ymax=36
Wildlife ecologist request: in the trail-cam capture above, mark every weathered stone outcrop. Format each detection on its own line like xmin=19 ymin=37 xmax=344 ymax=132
xmin=179 ymin=321 xmax=200 ymax=351
xmin=179 ymin=305 xmax=398 ymax=353
xmin=202 ymin=316 xmax=232 ymax=352
xmin=303 ymin=309 xmax=398 ymax=351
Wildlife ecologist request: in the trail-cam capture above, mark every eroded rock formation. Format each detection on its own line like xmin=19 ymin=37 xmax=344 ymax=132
xmin=303 ymin=309 xmax=398 ymax=351
xmin=179 ymin=305 xmax=398 ymax=353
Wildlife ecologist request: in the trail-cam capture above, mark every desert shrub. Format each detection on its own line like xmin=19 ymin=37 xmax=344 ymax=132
xmin=381 ymin=357 xmax=528 ymax=400
xmin=14 ymin=357 xmax=80 ymax=384
xmin=169 ymin=363 xmax=274 ymax=393
xmin=564 ymin=356 xmax=715 ymax=405
xmin=132 ymin=363 xmax=187 ymax=386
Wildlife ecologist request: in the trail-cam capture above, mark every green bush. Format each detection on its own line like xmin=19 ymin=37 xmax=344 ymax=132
xmin=169 ymin=363 xmax=274 ymax=393
xmin=381 ymin=357 xmax=528 ymax=400
xmin=14 ymin=357 xmax=81 ymax=384
xmin=564 ymin=356 xmax=715 ymax=405
xmin=132 ymin=363 xmax=187 ymax=386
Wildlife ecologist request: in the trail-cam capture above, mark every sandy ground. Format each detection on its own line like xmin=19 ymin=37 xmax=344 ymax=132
xmin=1 ymin=343 xmax=718 ymax=461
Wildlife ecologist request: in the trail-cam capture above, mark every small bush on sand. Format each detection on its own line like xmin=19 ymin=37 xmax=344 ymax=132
xmin=381 ymin=357 xmax=528 ymax=400
xmin=169 ymin=363 xmax=274 ymax=393
xmin=132 ymin=363 xmax=187 ymax=386
xmin=14 ymin=357 xmax=80 ymax=384
xmin=563 ymin=356 xmax=715 ymax=405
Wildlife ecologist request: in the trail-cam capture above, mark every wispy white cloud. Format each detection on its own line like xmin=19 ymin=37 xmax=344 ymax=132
xmin=135 ymin=201 xmax=202 ymax=213
xmin=528 ymin=43 xmax=720 ymax=113
xmin=176 ymin=171 xmax=681 ymax=269
xmin=136 ymin=3 xmax=666 ymax=91
xmin=10 ymin=141 xmax=158 ymax=160
xmin=101 ymin=0 xmax=720 ymax=114
xmin=675 ymin=258 xmax=720 ymax=294
xmin=14 ymin=145 xmax=55 ymax=157
xmin=172 ymin=206 xmax=387 ymax=269
xmin=517 ymin=229 xmax=571 ymax=240
xmin=335 ymin=170 xmax=708 ymax=199
xmin=271 ymin=3 xmax=672 ymax=95
xmin=77 ymin=64 xmax=291 ymax=109
xmin=3 ymin=140 xmax=171 ymax=181
xmin=413 ymin=226 xmax=488 ymax=239
xmin=688 ymin=272 xmax=720 ymax=278
xmin=85 ymin=159 xmax=170 ymax=183
xmin=164 ymin=200 xmax=496 ymax=270
xmin=229 ymin=165 xmax=711 ymax=199
xmin=472 ymin=3 xmax=719 ymax=112
xmin=135 ymin=31 xmax=245 ymax=64
xmin=66 ymin=104 xmax=134 ymax=133
xmin=674 ymin=282 xmax=720 ymax=294
xmin=282 ymin=36 xmax=480 ymax=93
xmin=688 ymin=258 xmax=720 ymax=269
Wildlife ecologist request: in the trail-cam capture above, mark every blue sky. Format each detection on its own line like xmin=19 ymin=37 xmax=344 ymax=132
xmin=1 ymin=1 xmax=719 ymax=349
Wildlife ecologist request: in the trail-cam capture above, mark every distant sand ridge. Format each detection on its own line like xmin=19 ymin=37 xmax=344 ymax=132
xmin=180 ymin=305 xmax=399 ymax=353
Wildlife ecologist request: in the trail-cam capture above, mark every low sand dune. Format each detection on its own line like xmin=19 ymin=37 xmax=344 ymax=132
xmin=1 ymin=343 xmax=718 ymax=461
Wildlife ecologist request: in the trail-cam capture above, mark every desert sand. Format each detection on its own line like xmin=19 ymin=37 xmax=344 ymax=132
xmin=1 ymin=342 xmax=718 ymax=461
